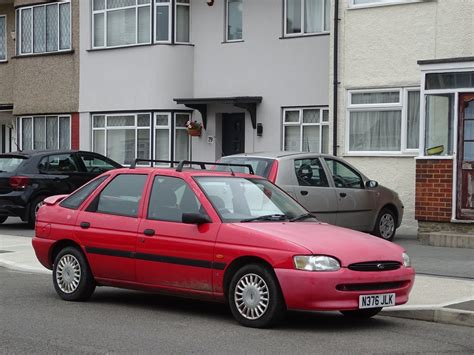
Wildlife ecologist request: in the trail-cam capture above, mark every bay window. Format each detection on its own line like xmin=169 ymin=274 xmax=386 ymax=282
xmin=92 ymin=112 xmax=190 ymax=165
xmin=0 ymin=15 xmax=6 ymax=61
xmin=347 ymin=88 xmax=420 ymax=154
xmin=93 ymin=0 xmax=152 ymax=48
xmin=20 ymin=116 xmax=71 ymax=151
xmin=17 ymin=1 xmax=71 ymax=55
xmin=285 ymin=0 xmax=329 ymax=36
xmin=283 ymin=107 xmax=329 ymax=153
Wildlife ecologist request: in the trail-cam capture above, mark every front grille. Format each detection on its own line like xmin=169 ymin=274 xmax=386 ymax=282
xmin=336 ymin=281 xmax=408 ymax=292
xmin=348 ymin=261 xmax=401 ymax=272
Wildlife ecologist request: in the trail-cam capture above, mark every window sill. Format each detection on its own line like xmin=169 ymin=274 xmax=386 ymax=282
xmin=279 ymin=32 xmax=329 ymax=40
xmin=0 ymin=60 xmax=7 ymax=64
xmin=12 ymin=50 xmax=74 ymax=59
xmin=415 ymin=155 xmax=454 ymax=160
xmin=88 ymin=42 xmax=194 ymax=52
xmin=344 ymin=152 xmax=419 ymax=157
xmin=222 ymin=40 xmax=244 ymax=44
xmin=348 ymin=0 xmax=426 ymax=10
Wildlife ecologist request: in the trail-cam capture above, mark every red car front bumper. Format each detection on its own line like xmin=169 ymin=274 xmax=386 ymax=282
xmin=275 ymin=267 xmax=415 ymax=311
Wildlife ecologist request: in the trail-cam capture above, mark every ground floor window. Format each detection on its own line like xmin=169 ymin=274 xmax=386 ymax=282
xmin=92 ymin=112 xmax=191 ymax=165
xmin=283 ymin=107 xmax=329 ymax=153
xmin=347 ymin=88 xmax=420 ymax=154
xmin=19 ymin=115 xmax=70 ymax=151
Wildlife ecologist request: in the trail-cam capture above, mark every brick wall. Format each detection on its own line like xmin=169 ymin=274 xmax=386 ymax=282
xmin=415 ymin=159 xmax=453 ymax=222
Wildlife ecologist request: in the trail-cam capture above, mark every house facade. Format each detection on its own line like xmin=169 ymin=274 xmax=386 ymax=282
xmin=0 ymin=0 xmax=79 ymax=153
xmin=78 ymin=0 xmax=331 ymax=166
xmin=332 ymin=0 xmax=474 ymax=233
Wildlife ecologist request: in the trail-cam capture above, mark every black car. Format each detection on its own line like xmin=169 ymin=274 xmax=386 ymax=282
xmin=0 ymin=150 xmax=121 ymax=226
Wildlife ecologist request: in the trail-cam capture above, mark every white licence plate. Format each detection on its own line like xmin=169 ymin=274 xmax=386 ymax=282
xmin=359 ymin=293 xmax=395 ymax=309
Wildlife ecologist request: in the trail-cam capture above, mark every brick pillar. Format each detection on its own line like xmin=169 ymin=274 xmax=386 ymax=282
xmin=71 ymin=113 xmax=80 ymax=150
xmin=415 ymin=159 xmax=453 ymax=222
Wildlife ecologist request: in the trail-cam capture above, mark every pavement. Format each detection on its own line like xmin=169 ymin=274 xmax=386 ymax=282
xmin=0 ymin=220 xmax=473 ymax=328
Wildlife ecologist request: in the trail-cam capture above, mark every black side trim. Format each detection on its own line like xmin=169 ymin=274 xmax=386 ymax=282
xmin=86 ymin=247 xmax=227 ymax=270
xmin=86 ymin=247 xmax=133 ymax=259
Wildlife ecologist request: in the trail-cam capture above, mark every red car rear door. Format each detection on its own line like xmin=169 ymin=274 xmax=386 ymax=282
xmin=74 ymin=173 xmax=148 ymax=282
xmin=136 ymin=174 xmax=220 ymax=293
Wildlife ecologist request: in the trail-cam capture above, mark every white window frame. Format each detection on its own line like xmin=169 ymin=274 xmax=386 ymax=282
xmin=174 ymin=0 xmax=190 ymax=44
xmin=349 ymin=0 xmax=425 ymax=9
xmin=91 ymin=113 xmax=152 ymax=165
xmin=154 ymin=0 xmax=172 ymax=44
xmin=17 ymin=1 xmax=71 ymax=56
xmin=92 ymin=0 xmax=152 ymax=49
xmin=346 ymin=87 xmax=421 ymax=156
xmin=283 ymin=0 xmax=329 ymax=37
xmin=0 ymin=15 xmax=6 ymax=62
xmin=19 ymin=115 xmax=71 ymax=150
xmin=282 ymin=107 xmax=330 ymax=153
xmin=174 ymin=112 xmax=191 ymax=160
xmin=225 ymin=0 xmax=243 ymax=43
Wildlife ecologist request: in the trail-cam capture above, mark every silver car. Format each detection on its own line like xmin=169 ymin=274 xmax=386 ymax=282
xmin=218 ymin=152 xmax=404 ymax=241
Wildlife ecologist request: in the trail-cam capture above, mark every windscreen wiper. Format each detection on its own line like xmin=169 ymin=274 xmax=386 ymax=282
xmin=241 ymin=214 xmax=289 ymax=222
xmin=290 ymin=213 xmax=317 ymax=222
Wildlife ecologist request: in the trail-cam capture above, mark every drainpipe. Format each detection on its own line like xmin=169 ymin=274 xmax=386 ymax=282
xmin=332 ymin=0 xmax=340 ymax=156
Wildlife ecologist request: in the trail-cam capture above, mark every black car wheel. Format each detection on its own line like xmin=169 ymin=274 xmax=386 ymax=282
xmin=53 ymin=246 xmax=96 ymax=301
xmin=341 ymin=307 xmax=382 ymax=319
xmin=28 ymin=195 xmax=47 ymax=228
xmin=373 ymin=208 xmax=396 ymax=241
xmin=228 ymin=264 xmax=285 ymax=328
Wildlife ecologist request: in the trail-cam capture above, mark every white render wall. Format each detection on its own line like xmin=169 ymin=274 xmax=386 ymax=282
xmin=191 ymin=0 xmax=329 ymax=159
xmin=330 ymin=0 xmax=474 ymax=231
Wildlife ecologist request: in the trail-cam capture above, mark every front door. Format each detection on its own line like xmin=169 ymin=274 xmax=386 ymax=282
xmin=457 ymin=94 xmax=474 ymax=220
xmin=222 ymin=113 xmax=245 ymax=156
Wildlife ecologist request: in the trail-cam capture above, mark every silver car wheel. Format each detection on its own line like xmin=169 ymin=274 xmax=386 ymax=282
xmin=56 ymin=254 xmax=82 ymax=294
xmin=234 ymin=273 xmax=270 ymax=320
xmin=379 ymin=213 xmax=395 ymax=240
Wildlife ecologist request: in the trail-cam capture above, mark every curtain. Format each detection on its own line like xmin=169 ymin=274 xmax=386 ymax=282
xmin=349 ymin=111 xmax=401 ymax=151
xmin=22 ymin=118 xmax=33 ymax=151
xmin=46 ymin=4 xmax=59 ymax=52
xmin=137 ymin=129 xmax=150 ymax=159
xmin=33 ymin=117 xmax=46 ymax=150
xmin=176 ymin=4 xmax=190 ymax=42
xmin=59 ymin=116 xmax=70 ymax=149
xmin=33 ymin=6 xmax=46 ymax=53
xmin=0 ymin=16 xmax=5 ymax=60
xmin=156 ymin=4 xmax=170 ymax=41
xmin=302 ymin=126 xmax=320 ymax=152
xmin=175 ymin=130 xmax=189 ymax=161
xmin=138 ymin=6 xmax=151 ymax=43
xmin=59 ymin=2 xmax=71 ymax=50
xmin=21 ymin=8 xmax=33 ymax=54
xmin=93 ymin=130 xmax=105 ymax=155
xmin=286 ymin=0 xmax=301 ymax=34
xmin=305 ymin=0 xmax=323 ymax=34
xmin=155 ymin=129 xmax=170 ymax=160
xmin=107 ymin=129 xmax=135 ymax=165
xmin=406 ymin=91 xmax=420 ymax=149
xmin=107 ymin=8 xmax=136 ymax=46
xmin=46 ymin=117 xmax=58 ymax=150
xmin=284 ymin=126 xmax=300 ymax=151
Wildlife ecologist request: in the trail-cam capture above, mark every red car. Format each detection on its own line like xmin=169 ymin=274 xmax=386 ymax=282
xmin=32 ymin=160 xmax=415 ymax=328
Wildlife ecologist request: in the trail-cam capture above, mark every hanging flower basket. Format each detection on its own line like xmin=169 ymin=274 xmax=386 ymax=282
xmin=186 ymin=120 xmax=202 ymax=137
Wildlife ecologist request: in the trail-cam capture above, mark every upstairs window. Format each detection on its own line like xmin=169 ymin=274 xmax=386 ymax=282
xmin=17 ymin=1 xmax=71 ymax=55
xmin=0 ymin=15 xmax=6 ymax=61
xmin=92 ymin=0 xmax=152 ymax=48
xmin=226 ymin=0 xmax=243 ymax=42
xmin=285 ymin=0 xmax=329 ymax=36
xmin=155 ymin=0 xmax=190 ymax=44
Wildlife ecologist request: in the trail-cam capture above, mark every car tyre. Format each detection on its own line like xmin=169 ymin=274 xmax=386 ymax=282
xmin=53 ymin=246 xmax=96 ymax=302
xmin=228 ymin=264 xmax=285 ymax=328
xmin=340 ymin=307 xmax=382 ymax=319
xmin=373 ymin=208 xmax=396 ymax=241
xmin=0 ymin=216 xmax=7 ymax=224
xmin=28 ymin=195 xmax=47 ymax=228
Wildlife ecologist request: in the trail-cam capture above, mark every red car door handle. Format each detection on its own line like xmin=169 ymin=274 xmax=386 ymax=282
xmin=80 ymin=222 xmax=90 ymax=229
xmin=144 ymin=229 xmax=155 ymax=236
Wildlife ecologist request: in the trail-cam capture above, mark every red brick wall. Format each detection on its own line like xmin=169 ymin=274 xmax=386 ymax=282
xmin=415 ymin=159 xmax=453 ymax=222
xmin=71 ymin=113 xmax=80 ymax=150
